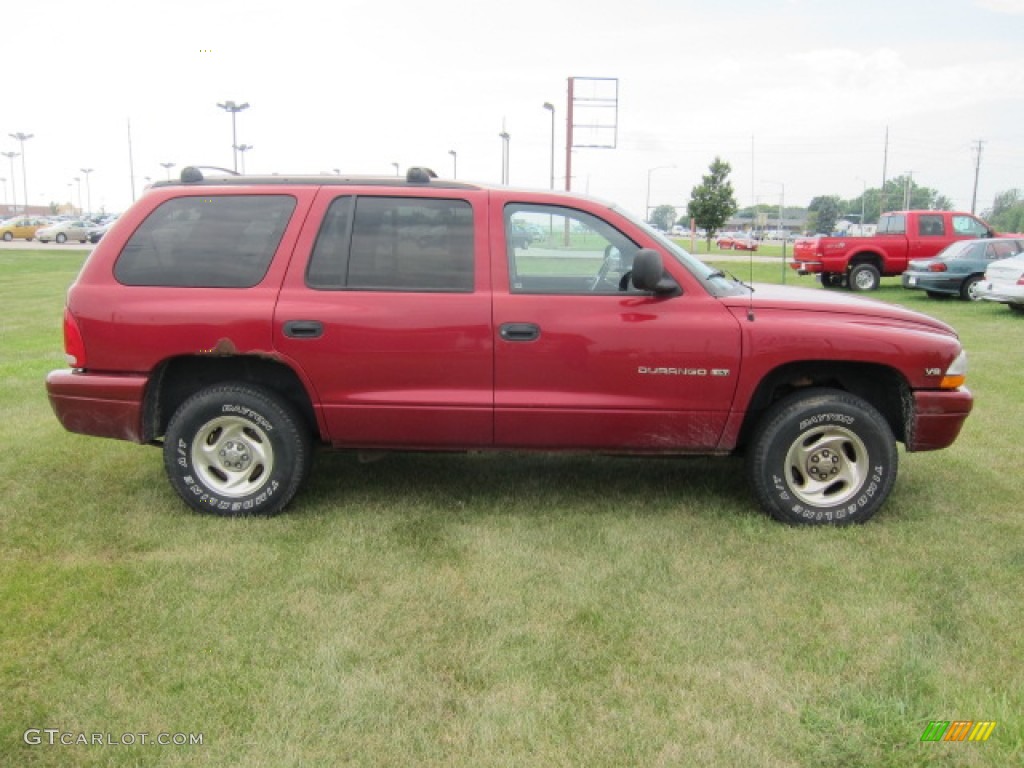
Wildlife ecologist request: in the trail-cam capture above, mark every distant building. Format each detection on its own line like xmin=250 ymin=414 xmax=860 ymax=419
xmin=0 ymin=203 xmax=51 ymax=218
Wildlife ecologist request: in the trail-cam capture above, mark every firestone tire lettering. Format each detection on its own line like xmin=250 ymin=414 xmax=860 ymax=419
xmin=163 ymin=383 xmax=311 ymax=517
xmin=746 ymin=389 xmax=897 ymax=525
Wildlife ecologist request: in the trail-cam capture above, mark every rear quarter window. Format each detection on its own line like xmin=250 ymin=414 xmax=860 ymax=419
xmin=114 ymin=195 xmax=296 ymax=287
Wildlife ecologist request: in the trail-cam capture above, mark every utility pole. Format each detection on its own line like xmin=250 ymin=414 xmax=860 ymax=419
xmin=970 ymin=139 xmax=985 ymax=215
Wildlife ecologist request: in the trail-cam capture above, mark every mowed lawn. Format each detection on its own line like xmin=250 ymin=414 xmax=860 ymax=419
xmin=1 ymin=249 xmax=1021 ymax=767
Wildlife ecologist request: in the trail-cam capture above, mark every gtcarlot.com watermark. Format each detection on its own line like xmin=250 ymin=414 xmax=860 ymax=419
xmin=24 ymin=729 xmax=203 ymax=747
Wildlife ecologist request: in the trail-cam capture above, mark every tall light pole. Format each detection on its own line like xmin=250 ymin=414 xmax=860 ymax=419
xmin=645 ymin=165 xmax=675 ymax=224
xmin=1 ymin=152 xmax=17 ymax=214
xmin=499 ymin=125 xmax=511 ymax=185
xmin=448 ymin=149 xmax=457 ymax=179
xmin=391 ymin=162 xmax=400 ymax=177
xmin=235 ymin=144 xmax=252 ymax=174
xmin=216 ymin=101 xmax=250 ymax=172
xmin=160 ymin=162 xmax=176 ymax=180
xmin=542 ymin=102 xmax=555 ymax=190
xmin=80 ymin=168 xmax=94 ymax=217
xmin=73 ymin=177 xmax=82 ymax=215
xmin=8 ymin=133 xmax=33 ymax=213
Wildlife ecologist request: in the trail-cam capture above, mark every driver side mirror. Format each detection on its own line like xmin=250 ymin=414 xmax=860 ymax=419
xmin=631 ymin=249 xmax=682 ymax=297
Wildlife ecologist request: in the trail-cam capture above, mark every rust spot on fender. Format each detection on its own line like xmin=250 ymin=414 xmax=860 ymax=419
xmin=199 ymin=338 xmax=238 ymax=355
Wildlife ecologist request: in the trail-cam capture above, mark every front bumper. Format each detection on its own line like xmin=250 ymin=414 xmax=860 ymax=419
xmin=907 ymin=388 xmax=973 ymax=452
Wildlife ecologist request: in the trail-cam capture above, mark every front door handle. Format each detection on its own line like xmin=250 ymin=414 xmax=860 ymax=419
xmin=499 ymin=322 xmax=541 ymax=342
xmin=283 ymin=320 xmax=324 ymax=339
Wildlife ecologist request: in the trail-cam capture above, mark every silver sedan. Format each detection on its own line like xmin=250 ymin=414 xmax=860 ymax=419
xmin=36 ymin=220 xmax=95 ymax=244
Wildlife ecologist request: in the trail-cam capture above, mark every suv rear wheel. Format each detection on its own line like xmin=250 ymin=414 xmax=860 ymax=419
xmin=163 ymin=383 xmax=311 ymax=516
xmin=746 ymin=389 xmax=897 ymax=525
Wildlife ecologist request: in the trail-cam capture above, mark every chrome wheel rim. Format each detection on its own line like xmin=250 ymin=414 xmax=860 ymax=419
xmin=783 ymin=425 xmax=868 ymax=507
xmin=853 ymin=270 xmax=875 ymax=290
xmin=191 ymin=416 xmax=274 ymax=498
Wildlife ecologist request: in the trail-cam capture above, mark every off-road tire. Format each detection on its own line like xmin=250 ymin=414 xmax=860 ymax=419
xmin=163 ymin=383 xmax=311 ymax=516
xmin=746 ymin=389 xmax=897 ymax=525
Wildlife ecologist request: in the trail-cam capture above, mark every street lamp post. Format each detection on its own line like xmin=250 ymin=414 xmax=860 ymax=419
xmin=80 ymin=168 xmax=94 ymax=218
xmin=498 ymin=129 xmax=511 ymax=185
xmin=448 ymin=149 xmax=457 ymax=179
xmin=542 ymin=102 xmax=555 ymax=190
xmin=160 ymin=162 xmax=176 ymax=180
xmin=235 ymin=145 xmax=252 ymax=174
xmin=763 ymin=180 xmax=786 ymax=282
xmin=73 ymin=177 xmax=82 ymax=216
xmin=391 ymin=162 xmax=400 ymax=177
xmin=1 ymin=152 xmax=17 ymax=214
xmin=645 ymin=165 xmax=676 ymax=224
xmin=8 ymin=133 xmax=34 ymax=213
xmin=216 ymin=101 xmax=250 ymax=172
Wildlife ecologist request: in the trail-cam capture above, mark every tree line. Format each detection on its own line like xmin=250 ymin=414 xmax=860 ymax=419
xmin=649 ymin=158 xmax=1022 ymax=242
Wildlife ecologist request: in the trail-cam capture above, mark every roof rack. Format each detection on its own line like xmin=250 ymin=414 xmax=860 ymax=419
xmin=180 ymin=166 xmax=240 ymax=183
xmin=163 ymin=165 xmax=477 ymax=191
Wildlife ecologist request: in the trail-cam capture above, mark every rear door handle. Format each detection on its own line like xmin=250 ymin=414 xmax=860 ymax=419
xmin=283 ymin=320 xmax=324 ymax=339
xmin=499 ymin=322 xmax=540 ymax=342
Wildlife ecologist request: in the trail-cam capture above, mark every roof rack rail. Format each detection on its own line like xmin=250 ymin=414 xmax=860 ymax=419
xmin=180 ymin=166 xmax=239 ymax=183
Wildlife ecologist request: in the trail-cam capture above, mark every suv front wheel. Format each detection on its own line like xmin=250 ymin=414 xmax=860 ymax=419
xmin=163 ymin=383 xmax=311 ymax=516
xmin=746 ymin=389 xmax=897 ymax=525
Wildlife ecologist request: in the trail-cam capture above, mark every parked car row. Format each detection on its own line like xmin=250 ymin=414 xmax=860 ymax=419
xmin=0 ymin=214 xmax=119 ymax=244
xmin=901 ymin=237 xmax=1024 ymax=312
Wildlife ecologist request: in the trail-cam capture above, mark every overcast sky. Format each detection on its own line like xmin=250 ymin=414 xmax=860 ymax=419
xmin=5 ymin=0 xmax=1023 ymax=219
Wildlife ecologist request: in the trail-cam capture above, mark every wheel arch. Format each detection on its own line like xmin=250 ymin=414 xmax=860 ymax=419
xmin=142 ymin=355 xmax=319 ymax=443
xmin=736 ymin=361 xmax=910 ymax=451
xmin=847 ymin=250 xmax=884 ymax=271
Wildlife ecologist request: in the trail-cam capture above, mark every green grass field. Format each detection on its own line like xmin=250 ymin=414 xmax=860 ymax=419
xmin=2 ymin=249 xmax=1021 ymax=767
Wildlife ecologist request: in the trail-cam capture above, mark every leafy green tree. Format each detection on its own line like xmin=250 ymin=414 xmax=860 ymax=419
xmin=649 ymin=204 xmax=677 ymax=232
xmin=687 ymin=157 xmax=738 ymax=247
xmin=983 ymin=189 xmax=1024 ymax=232
xmin=808 ymin=195 xmax=841 ymax=234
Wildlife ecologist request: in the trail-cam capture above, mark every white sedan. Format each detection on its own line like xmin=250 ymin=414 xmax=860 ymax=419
xmin=977 ymin=253 xmax=1024 ymax=313
xmin=36 ymin=220 xmax=94 ymax=244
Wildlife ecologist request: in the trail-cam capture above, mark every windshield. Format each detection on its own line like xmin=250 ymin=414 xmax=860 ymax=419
xmin=611 ymin=204 xmax=751 ymax=296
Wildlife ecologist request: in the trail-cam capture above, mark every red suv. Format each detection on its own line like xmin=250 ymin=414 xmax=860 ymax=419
xmin=46 ymin=167 xmax=973 ymax=524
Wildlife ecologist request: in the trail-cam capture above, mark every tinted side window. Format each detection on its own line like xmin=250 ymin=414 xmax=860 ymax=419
xmin=917 ymin=214 xmax=945 ymax=236
xmin=328 ymin=197 xmax=474 ymax=292
xmin=877 ymin=214 xmax=906 ymax=235
xmin=115 ymin=195 xmax=295 ymax=287
xmin=990 ymin=239 xmax=1024 ymax=259
xmin=306 ymin=196 xmax=354 ymax=289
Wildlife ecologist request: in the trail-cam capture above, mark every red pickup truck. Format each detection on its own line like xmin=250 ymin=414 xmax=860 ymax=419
xmin=790 ymin=210 xmax=997 ymax=291
xmin=45 ymin=168 xmax=973 ymax=525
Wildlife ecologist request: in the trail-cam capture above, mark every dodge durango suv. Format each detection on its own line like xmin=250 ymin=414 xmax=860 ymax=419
xmin=46 ymin=166 xmax=973 ymax=525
